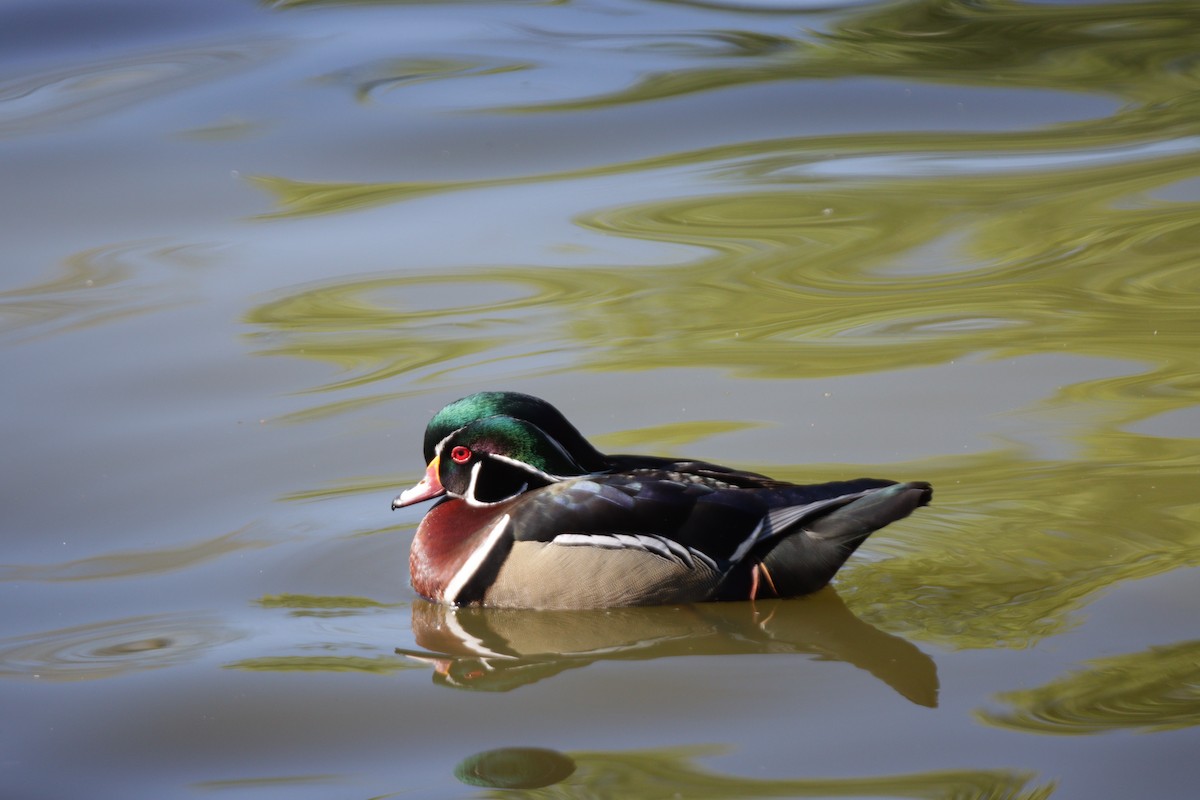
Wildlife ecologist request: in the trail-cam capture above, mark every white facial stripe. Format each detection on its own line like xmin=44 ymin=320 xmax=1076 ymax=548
xmin=433 ymin=425 xmax=468 ymax=457
xmin=443 ymin=513 xmax=511 ymax=605
xmin=464 ymin=460 xmax=486 ymax=505
xmin=488 ymin=452 xmax=565 ymax=482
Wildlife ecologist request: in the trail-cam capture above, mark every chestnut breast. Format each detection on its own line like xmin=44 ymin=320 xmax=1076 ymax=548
xmin=409 ymin=498 xmax=514 ymax=602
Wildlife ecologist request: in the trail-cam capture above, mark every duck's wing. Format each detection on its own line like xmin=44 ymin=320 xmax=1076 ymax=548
xmin=718 ymin=480 xmax=933 ymax=599
xmin=605 ymin=454 xmax=783 ymax=488
xmin=469 ymin=473 xmax=902 ymax=608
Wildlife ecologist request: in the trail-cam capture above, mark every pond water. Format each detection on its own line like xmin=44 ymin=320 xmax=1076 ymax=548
xmin=3 ymin=0 xmax=1199 ymax=797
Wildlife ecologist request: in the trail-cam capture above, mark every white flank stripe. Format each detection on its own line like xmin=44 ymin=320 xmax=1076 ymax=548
xmin=551 ymin=532 xmax=711 ymax=571
xmin=443 ymin=513 xmax=511 ymax=604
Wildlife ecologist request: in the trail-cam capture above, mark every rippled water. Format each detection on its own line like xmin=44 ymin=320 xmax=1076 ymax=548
xmin=3 ymin=0 xmax=1198 ymax=798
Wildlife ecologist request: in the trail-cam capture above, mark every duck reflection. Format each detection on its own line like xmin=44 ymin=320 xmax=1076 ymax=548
xmin=397 ymin=587 xmax=937 ymax=707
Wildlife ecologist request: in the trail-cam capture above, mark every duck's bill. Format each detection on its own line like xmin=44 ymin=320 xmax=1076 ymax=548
xmin=392 ymin=456 xmax=446 ymax=509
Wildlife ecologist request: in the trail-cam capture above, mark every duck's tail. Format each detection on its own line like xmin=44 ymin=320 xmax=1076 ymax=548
xmin=760 ymin=480 xmax=932 ymax=597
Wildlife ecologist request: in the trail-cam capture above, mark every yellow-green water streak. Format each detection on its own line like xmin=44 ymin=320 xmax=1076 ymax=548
xmin=455 ymin=745 xmax=1055 ymax=800
xmin=979 ymin=638 xmax=1200 ymax=735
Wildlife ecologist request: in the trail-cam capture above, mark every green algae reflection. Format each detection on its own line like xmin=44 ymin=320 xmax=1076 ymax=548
xmin=494 ymin=0 xmax=1200 ymax=114
xmin=767 ymin=437 xmax=1200 ymax=651
xmin=247 ymin=171 xmax=1200 ymax=394
xmin=979 ymin=638 xmax=1200 ymax=736
xmin=450 ymin=745 xmax=1055 ymax=800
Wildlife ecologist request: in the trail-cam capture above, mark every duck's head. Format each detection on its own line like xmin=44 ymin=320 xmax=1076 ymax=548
xmin=394 ymin=414 xmax=594 ymax=508
xmin=421 ymin=392 xmax=608 ymax=471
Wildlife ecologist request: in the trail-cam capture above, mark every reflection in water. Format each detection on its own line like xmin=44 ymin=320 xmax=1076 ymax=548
xmin=450 ymin=745 xmax=1055 ymax=799
xmin=175 ymin=115 xmax=264 ymax=141
xmin=228 ymin=654 xmax=415 ymax=674
xmin=591 ymin=419 xmax=765 ymax=452
xmin=256 ymin=592 xmax=397 ymax=616
xmin=246 ymin=154 xmax=1200 ymax=398
xmin=831 ymin=440 xmax=1200 ymax=649
xmin=0 ymin=615 xmax=239 ymax=681
xmin=225 ymin=594 xmax=416 ymax=674
xmin=0 ymin=41 xmax=282 ymax=137
xmin=317 ymin=56 xmax=531 ymax=103
xmin=494 ymin=0 xmax=1200 ymax=114
xmin=0 ymin=526 xmax=269 ymax=582
xmin=397 ymin=590 xmax=938 ymax=707
xmin=0 ymin=240 xmax=217 ymax=343
xmin=456 ymin=747 xmax=576 ymax=790
xmin=978 ymin=638 xmax=1200 ymax=736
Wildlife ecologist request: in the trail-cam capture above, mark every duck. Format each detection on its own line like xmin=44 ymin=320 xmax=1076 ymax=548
xmin=392 ymin=391 xmax=931 ymax=609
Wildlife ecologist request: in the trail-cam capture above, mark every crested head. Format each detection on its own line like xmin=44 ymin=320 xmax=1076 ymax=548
xmin=423 ymin=391 xmax=608 ymax=471
xmin=436 ymin=415 xmax=594 ymax=504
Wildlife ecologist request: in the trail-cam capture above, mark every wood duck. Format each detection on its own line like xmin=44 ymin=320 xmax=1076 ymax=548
xmin=393 ymin=391 xmax=931 ymax=609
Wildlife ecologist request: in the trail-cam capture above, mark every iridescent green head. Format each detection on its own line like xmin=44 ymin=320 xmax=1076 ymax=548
xmin=423 ymin=391 xmax=607 ymax=472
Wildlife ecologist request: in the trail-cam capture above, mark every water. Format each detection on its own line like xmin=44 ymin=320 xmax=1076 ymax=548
xmin=3 ymin=0 xmax=1199 ymax=797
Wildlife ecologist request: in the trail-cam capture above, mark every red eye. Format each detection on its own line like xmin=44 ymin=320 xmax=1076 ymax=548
xmin=449 ymin=445 xmax=471 ymax=464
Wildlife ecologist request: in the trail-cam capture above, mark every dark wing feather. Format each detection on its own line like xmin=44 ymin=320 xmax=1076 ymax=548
xmin=505 ymin=473 xmax=764 ymax=571
xmin=605 ymin=454 xmax=783 ymax=488
xmin=506 ymin=473 xmax=902 ymax=569
xmin=717 ymin=480 xmax=932 ymax=599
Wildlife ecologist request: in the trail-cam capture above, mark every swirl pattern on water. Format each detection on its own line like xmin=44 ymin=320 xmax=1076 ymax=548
xmin=483 ymin=0 xmax=1200 ymax=113
xmin=0 ymin=528 xmax=271 ymax=583
xmin=0 ymin=615 xmax=240 ymax=681
xmin=247 ymin=169 xmax=1200 ymax=394
xmin=0 ymin=240 xmax=217 ymax=344
xmin=316 ymin=56 xmax=531 ymax=104
xmin=978 ymin=639 xmax=1200 ymax=735
xmin=0 ymin=41 xmax=282 ymax=137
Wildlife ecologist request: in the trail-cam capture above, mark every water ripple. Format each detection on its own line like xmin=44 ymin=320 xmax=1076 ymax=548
xmin=0 ymin=40 xmax=284 ymax=137
xmin=0 ymin=527 xmax=269 ymax=582
xmin=318 ymin=56 xmax=531 ymax=103
xmin=979 ymin=638 xmax=1200 ymax=735
xmin=0 ymin=240 xmax=216 ymax=344
xmin=498 ymin=0 xmax=1200 ymax=113
xmin=0 ymin=615 xmax=240 ymax=681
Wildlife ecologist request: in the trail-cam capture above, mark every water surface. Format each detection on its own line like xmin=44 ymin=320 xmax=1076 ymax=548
xmin=2 ymin=1 xmax=1199 ymax=798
